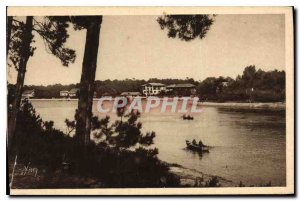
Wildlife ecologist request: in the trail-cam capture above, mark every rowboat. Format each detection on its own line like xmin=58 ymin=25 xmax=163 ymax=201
xmin=183 ymin=115 xmax=194 ymax=120
xmin=186 ymin=140 xmax=209 ymax=152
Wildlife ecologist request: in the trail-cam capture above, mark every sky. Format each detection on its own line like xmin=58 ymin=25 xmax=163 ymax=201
xmin=7 ymin=14 xmax=285 ymax=85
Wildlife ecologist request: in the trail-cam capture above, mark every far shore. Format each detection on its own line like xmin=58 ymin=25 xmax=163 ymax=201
xmin=28 ymin=98 xmax=286 ymax=111
xmin=198 ymin=102 xmax=286 ymax=111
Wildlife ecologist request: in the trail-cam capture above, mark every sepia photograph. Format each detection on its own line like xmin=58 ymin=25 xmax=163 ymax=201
xmin=6 ymin=7 xmax=294 ymax=195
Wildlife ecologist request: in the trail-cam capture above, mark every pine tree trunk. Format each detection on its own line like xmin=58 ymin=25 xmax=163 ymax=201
xmin=6 ymin=16 xmax=13 ymax=56
xmin=75 ymin=17 xmax=102 ymax=147
xmin=7 ymin=16 xmax=33 ymax=150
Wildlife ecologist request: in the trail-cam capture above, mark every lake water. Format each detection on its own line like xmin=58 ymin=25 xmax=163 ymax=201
xmin=31 ymin=99 xmax=286 ymax=186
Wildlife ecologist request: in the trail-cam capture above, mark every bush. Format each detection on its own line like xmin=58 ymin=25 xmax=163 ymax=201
xmin=67 ymin=108 xmax=180 ymax=187
xmin=210 ymin=89 xmax=285 ymax=103
xmin=204 ymin=176 xmax=221 ymax=187
xmin=10 ymin=100 xmax=180 ymax=188
xmin=251 ymin=90 xmax=285 ymax=102
xmin=69 ymin=145 xmax=179 ymax=187
xmin=11 ymin=99 xmax=72 ymax=171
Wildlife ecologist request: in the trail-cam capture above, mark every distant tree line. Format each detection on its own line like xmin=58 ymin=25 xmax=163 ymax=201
xmin=7 ymin=78 xmax=199 ymax=98
xmin=197 ymin=65 xmax=285 ymax=102
xmin=8 ymin=66 xmax=285 ymax=103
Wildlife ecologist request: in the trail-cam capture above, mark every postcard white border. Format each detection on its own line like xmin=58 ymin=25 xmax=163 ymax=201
xmin=7 ymin=6 xmax=294 ymax=195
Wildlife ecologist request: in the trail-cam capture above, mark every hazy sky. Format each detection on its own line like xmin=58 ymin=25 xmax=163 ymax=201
xmin=7 ymin=14 xmax=285 ymax=85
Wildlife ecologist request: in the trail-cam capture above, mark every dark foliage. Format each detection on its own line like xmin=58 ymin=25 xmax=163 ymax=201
xmin=68 ymin=16 xmax=103 ymax=30
xmin=12 ymin=99 xmax=71 ymax=171
xmin=68 ymin=144 xmax=179 ymax=187
xmin=9 ymin=66 xmax=285 ymax=103
xmin=67 ymin=105 xmax=156 ymax=149
xmin=7 ymin=16 xmax=77 ymax=151
xmin=63 ymin=105 xmax=176 ymax=187
xmin=8 ymin=83 xmax=80 ymax=99
xmin=205 ymin=176 xmax=221 ymax=187
xmin=33 ymin=17 xmax=76 ymax=66
xmin=197 ymin=66 xmax=285 ymax=102
xmin=11 ymin=100 xmax=180 ymax=188
xmin=8 ymin=19 xmax=35 ymax=70
xmin=8 ymin=17 xmax=76 ymax=69
xmin=9 ymin=78 xmax=198 ymax=99
xmin=157 ymin=15 xmax=215 ymax=41
xmin=112 ymin=111 xmax=156 ymax=148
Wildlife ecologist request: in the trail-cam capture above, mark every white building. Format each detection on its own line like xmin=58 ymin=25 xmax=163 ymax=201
xmin=142 ymin=83 xmax=166 ymax=96
xmin=22 ymin=89 xmax=35 ymax=98
xmin=60 ymin=90 xmax=69 ymax=97
xmin=69 ymin=88 xmax=79 ymax=98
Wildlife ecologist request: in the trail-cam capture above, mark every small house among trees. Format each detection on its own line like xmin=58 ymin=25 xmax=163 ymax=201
xmin=60 ymin=90 xmax=69 ymax=97
xmin=166 ymin=83 xmax=196 ymax=96
xmin=69 ymin=88 xmax=79 ymax=98
xmin=21 ymin=89 xmax=35 ymax=98
xmin=120 ymin=92 xmax=142 ymax=97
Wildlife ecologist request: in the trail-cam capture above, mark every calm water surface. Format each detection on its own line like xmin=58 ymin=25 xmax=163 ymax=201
xmin=31 ymin=100 xmax=286 ymax=186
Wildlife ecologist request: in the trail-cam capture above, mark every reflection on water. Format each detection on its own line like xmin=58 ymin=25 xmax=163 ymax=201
xmin=31 ymin=100 xmax=286 ymax=186
xmin=183 ymin=148 xmax=210 ymax=160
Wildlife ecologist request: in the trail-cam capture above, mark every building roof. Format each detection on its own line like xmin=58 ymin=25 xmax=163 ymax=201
xmin=142 ymin=83 xmax=165 ymax=87
xmin=120 ymin=92 xmax=141 ymax=96
xmin=101 ymin=92 xmax=111 ymax=96
xmin=166 ymin=83 xmax=196 ymax=88
xmin=69 ymin=88 xmax=79 ymax=94
xmin=22 ymin=89 xmax=34 ymax=94
xmin=60 ymin=90 xmax=69 ymax=93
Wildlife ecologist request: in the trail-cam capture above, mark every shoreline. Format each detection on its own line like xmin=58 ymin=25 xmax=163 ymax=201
xmin=167 ymin=163 xmax=234 ymax=187
xmin=9 ymin=159 xmax=235 ymax=188
xmin=28 ymin=99 xmax=286 ymax=111
xmin=198 ymin=102 xmax=285 ymax=111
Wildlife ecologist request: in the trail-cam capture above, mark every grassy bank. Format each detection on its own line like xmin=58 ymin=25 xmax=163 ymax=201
xmin=10 ymin=159 xmax=274 ymax=189
xmin=9 ymin=158 xmax=232 ymax=189
xmin=168 ymin=163 xmax=233 ymax=187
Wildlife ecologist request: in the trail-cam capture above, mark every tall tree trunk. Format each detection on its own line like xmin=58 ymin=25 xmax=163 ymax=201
xmin=7 ymin=16 xmax=33 ymax=150
xmin=75 ymin=17 xmax=102 ymax=147
xmin=6 ymin=16 xmax=13 ymax=56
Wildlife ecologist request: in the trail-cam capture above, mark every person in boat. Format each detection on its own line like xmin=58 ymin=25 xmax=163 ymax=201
xmin=192 ymin=139 xmax=197 ymax=145
xmin=198 ymin=140 xmax=203 ymax=148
